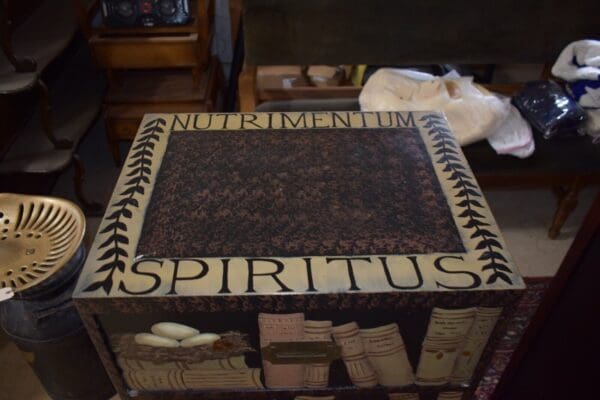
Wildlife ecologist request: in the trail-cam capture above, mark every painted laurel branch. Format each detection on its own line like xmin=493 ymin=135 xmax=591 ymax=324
xmin=84 ymin=118 xmax=166 ymax=294
xmin=420 ymin=114 xmax=513 ymax=285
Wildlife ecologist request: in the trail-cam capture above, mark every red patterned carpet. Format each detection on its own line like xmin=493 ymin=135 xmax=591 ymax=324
xmin=475 ymin=278 xmax=552 ymax=399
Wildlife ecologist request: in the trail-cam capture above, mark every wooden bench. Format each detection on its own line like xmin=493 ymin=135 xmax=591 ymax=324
xmin=239 ymin=0 xmax=600 ymax=238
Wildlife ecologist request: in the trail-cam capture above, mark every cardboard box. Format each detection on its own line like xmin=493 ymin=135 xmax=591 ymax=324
xmin=256 ymin=66 xmax=308 ymax=89
xmin=74 ymin=112 xmax=524 ymax=400
xmin=307 ymin=65 xmax=345 ymax=87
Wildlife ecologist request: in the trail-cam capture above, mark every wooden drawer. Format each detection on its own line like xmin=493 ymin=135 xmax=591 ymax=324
xmin=90 ymin=33 xmax=208 ymax=69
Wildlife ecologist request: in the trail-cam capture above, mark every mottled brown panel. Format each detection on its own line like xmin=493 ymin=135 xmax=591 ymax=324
xmin=137 ymin=128 xmax=463 ymax=258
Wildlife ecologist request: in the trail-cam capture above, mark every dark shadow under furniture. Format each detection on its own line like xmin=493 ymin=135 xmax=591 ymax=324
xmin=492 ymin=189 xmax=600 ymax=399
xmin=243 ymin=0 xmax=600 ymax=238
xmin=0 ymin=0 xmax=104 ymax=211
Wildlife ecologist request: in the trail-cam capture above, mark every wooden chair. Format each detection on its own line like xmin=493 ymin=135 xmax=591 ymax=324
xmin=0 ymin=0 xmax=104 ymax=211
xmin=239 ymin=0 xmax=600 ymax=238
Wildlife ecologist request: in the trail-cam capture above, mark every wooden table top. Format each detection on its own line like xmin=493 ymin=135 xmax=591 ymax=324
xmin=75 ymin=112 xmax=524 ymax=299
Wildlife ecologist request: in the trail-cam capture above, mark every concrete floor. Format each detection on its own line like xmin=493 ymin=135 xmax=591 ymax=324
xmin=0 ymin=120 xmax=598 ymax=399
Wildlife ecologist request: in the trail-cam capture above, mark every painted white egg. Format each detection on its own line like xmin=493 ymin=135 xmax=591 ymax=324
xmin=134 ymin=333 xmax=180 ymax=348
xmin=180 ymin=333 xmax=221 ymax=347
xmin=150 ymin=322 xmax=199 ymax=340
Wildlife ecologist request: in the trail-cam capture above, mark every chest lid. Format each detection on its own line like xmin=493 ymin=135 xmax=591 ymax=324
xmin=74 ymin=112 xmax=524 ymax=298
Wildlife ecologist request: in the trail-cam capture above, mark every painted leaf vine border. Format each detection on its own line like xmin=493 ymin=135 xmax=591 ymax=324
xmin=83 ymin=117 xmax=166 ymax=294
xmin=420 ymin=114 xmax=513 ymax=285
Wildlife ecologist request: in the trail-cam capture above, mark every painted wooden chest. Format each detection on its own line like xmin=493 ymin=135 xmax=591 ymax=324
xmin=74 ymin=112 xmax=525 ymax=400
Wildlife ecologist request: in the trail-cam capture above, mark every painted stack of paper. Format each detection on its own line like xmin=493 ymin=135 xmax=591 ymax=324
xmin=73 ymin=112 xmax=525 ymax=400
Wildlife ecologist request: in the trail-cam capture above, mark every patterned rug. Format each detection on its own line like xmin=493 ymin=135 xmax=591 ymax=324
xmin=475 ymin=278 xmax=552 ymax=399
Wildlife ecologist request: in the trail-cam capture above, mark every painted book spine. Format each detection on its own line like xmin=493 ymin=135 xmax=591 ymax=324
xmin=450 ymin=307 xmax=503 ymax=385
xmin=415 ymin=307 xmax=476 ymax=386
xmin=303 ymin=320 xmax=333 ymax=388
xmin=360 ymin=323 xmax=414 ymax=387
xmin=331 ymin=321 xmax=378 ymax=387
xmin=258 ymin=312 xmax=305 ymax=388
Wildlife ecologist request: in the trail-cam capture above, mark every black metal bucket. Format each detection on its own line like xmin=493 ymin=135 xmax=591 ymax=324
xmin=0 ymin=245 xmax=115 ymax=400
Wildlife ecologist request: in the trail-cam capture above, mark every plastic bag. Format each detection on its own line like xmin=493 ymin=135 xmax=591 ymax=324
xmin=583 ymin=109 xmax=600 ymax=144
xmin=486 ymin=101 xmax=535 ymax=158
xmin=512 ymin=81 xmax=586 ymax=139
xmin=359 ymin=68 xmax=510 ymax=145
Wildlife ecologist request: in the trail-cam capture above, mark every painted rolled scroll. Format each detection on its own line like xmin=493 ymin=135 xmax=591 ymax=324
xmin=303 ymin=320 xmax=333 ymax=388
xmin=450 ymin=307 xmax=502 ymax=385
xmin=415 ymin=308 xmax=476 ymax=386
xmin=331 ymin=322 xmax=378 ymax=387
xmin=360 ymin=323 xmax=414 ymax=387
xmin=258 ymin=312 xmax=306 ymax=388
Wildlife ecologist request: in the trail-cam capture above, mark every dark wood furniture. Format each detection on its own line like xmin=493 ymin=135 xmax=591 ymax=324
xmin=240 ymin=0 xmax=600 ymax=238
xmin=492 ymin=189 xmax=600 ymax=399
xmin=103 ymin=58 xmax=223 ymax=165
xmin=0 ymin=0 xmax=103 ymax=211
xmin=80 ymin=0 xmax=213 ymax=84
xmin=75 ymin=0 xmax=224 ymax=165
xmin=74 ymin=112 xmax=525 ymax=400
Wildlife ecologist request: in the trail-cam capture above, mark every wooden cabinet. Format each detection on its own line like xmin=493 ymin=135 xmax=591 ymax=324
xmin=74 ymin=111 xmax=524 ymax=400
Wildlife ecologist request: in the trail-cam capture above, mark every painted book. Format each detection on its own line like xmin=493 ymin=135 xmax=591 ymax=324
xmin=360 ymin=323 xmax=414 ymax=387
xmin=450 ymin=307 xmax=503 ymax=384
xmin=258 ymin=312 xmax=306 ymax=388
xmin=415 ymin=308 xmax=477 ymax=386
xmin=303 ymin=320 xmax=334 ymax=387
xmin=331 ymin=322 xmax=378 ymax=387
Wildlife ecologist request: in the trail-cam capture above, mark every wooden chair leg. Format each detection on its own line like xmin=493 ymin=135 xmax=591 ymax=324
xmin=238 ymin=65 xmax=258 ymax=112
xmin=38 ymin=80 xmax=72 ymax=149
xmin=548 ymin=178 xmax=583 ymax=239
xmin=72 ymin=154 xmax=102 ymax=215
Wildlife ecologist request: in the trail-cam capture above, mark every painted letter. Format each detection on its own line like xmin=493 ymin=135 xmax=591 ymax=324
xmin=434 ymin=256 xmax=482 ymax=289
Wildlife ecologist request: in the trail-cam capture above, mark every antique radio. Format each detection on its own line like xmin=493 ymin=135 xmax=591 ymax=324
xmin=74 ymin=112 xmax=525 ymax=400
xmin=101 ymin=0 xmax=190 ymax=27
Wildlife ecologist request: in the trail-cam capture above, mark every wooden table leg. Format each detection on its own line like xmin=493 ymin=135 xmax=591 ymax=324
xmin=549 ymin=177 xmax=584 ymax=239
